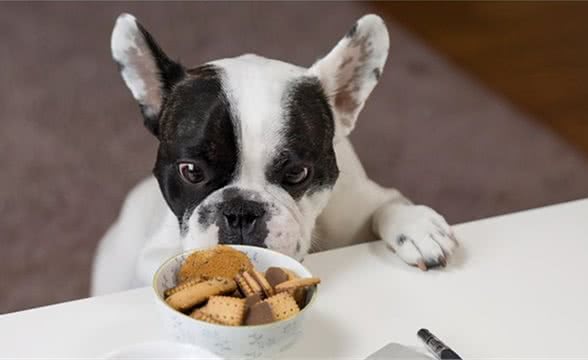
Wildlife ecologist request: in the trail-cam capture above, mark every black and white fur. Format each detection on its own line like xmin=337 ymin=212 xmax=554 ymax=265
xmin=92 ymin=14 xmax=458 ymax=295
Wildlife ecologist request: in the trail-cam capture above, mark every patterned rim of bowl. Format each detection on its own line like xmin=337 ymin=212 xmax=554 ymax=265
xmin=152 ymin=245 xmax=319 ymax=329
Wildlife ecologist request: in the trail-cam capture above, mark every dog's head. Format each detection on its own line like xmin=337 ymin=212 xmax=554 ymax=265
xmin=111 ymin=13 xmax=388 ymax=259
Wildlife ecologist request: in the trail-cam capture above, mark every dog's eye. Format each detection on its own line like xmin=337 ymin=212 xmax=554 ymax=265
xmin=283 ymin=166 xmax=309 ymax=186
xmin=178 ymin=162 xmax=206 ymax=184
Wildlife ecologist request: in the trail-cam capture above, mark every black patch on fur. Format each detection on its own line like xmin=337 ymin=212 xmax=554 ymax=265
xmin=197 ymin=202 xmax=219 ymax=228
xmin=397 ymin=234 xmax=407 ymax=246
xmin=153 ymin=65 xmax=239 ymax=228
xmin=132 ymin=20 xmax=186 ymax=137
xmin=346 ymin=22 xmax=358 ymax=38
xmin=266 ymin=77 xmax=339 ymax=200
xmin=136 ymin=23 xmax=184 ymax=93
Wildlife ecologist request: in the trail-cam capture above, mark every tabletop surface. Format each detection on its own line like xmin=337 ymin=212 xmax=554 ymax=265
xmin=1 ymin=199 xmax=588 ymax=359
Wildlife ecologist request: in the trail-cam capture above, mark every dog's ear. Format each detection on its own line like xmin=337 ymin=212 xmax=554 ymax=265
xmin=111 ymin=13 xmax=185 ymax=138
xmin=309 ymin=14 xmax=389 ymax=138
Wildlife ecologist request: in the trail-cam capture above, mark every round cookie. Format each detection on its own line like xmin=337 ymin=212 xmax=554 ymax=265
xmin=179 ymin=245 xmax=254 ymax=282
xmin=164 ymin=277 xmax=205 ymax=298
xmin=265 ymin=267 xmax=290 ymax=288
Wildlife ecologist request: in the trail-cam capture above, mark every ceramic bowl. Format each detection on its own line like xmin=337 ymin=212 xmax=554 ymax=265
xmin=152 ymin=245 xmax=317 ymax=359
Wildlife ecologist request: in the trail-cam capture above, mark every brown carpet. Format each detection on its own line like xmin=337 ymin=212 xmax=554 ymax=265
xmin=1 ymin=2 xmax=587 ymax=314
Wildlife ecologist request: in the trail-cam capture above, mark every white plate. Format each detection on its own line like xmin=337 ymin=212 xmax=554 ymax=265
xmin=102 ymin=340 xmax=221 ymax=359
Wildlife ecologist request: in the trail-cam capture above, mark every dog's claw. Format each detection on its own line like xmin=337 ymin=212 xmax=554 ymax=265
xmin=416 ymin=260 xmax=428 ymax=271
xmin=437 ymin=256 xmax=447 ymax=267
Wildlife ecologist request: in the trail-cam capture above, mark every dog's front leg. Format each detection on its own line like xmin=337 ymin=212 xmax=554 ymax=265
xmin=372 ymin=198 xmax=459 ymax=270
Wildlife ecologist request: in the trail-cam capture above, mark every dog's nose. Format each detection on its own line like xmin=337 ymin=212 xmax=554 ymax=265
xmin=223 ymin=211 xmax=261 ymax=234
xmin=222 ymin=199 xmax=266 ymax=237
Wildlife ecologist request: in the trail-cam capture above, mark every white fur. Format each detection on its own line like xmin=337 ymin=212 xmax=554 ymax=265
xmin=92 ymin=14 xmax=458 ymax=296
xmin=111 ymin=13 xmax=162 ymax=118
xmin=309 ymin=14 xmax=389 ymax=138
xmin=211 ymin=54 xmax=305 ymax=187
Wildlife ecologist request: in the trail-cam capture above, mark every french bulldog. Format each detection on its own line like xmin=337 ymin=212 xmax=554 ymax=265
xmin=91 ymin=13 xmax=458 ymax=295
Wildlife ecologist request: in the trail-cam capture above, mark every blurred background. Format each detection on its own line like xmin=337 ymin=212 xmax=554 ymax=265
xmin=1 ymin=2 xmax=587 ymax=314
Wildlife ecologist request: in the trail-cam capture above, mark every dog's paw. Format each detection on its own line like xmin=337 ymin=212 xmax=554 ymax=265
xmin=378 ymin=204 xmax=458 ymax=270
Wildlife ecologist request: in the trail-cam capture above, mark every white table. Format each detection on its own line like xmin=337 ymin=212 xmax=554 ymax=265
xmin=2 ymin=199 xmax=588 ymax=359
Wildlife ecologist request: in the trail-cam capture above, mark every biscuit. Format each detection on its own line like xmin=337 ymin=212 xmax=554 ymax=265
xmin=242 ymin=271 xmax=263 ymax=296
xmin=235 ymin=272 xmax=254 ymax=297
xmin=245 ymin=301 xmax=275 ymax=326
xmin=293 ymin=288 xmax=308 ymax=309
xmin=191 ymin=309 xmax=223 ymax=325
xmin=275 ymin=277 xmax=320 ymax=293
xmin=265 ymin=267 xmax=290 ymax=288
xmin=251 ymin=270 xmax=274 ymax=298
xmin=164 ymin=277 xmax=205 ymax=298
xmin=235 ymin=271 xmax=263 ymax=297
xmin=165 ymin=277 xmax=236 ymax=311
xmin=179 ymin=246 xmax=253 ymax=282
xmin=244 ymin=293 xmax=262 ymax=310
xmin=265 ymin=292 xmax=300 ymax=321
xmin=201 ymin=296 xmax=246 ymax=326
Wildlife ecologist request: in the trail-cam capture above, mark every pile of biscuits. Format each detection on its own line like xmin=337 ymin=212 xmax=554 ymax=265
xmin=164 ymin=246 xmax=320 ymax=326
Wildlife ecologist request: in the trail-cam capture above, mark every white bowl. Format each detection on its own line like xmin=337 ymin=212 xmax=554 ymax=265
xmin=152 ymin=245 xmax=317 ymax=359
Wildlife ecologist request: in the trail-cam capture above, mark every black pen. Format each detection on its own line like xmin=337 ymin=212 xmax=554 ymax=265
xmin=417 ymin=328 xmax=462 ymax=360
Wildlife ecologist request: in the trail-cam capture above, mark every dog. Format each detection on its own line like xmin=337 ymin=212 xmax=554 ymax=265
xmin=91 ymin=13 xmax=458 ymax=296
